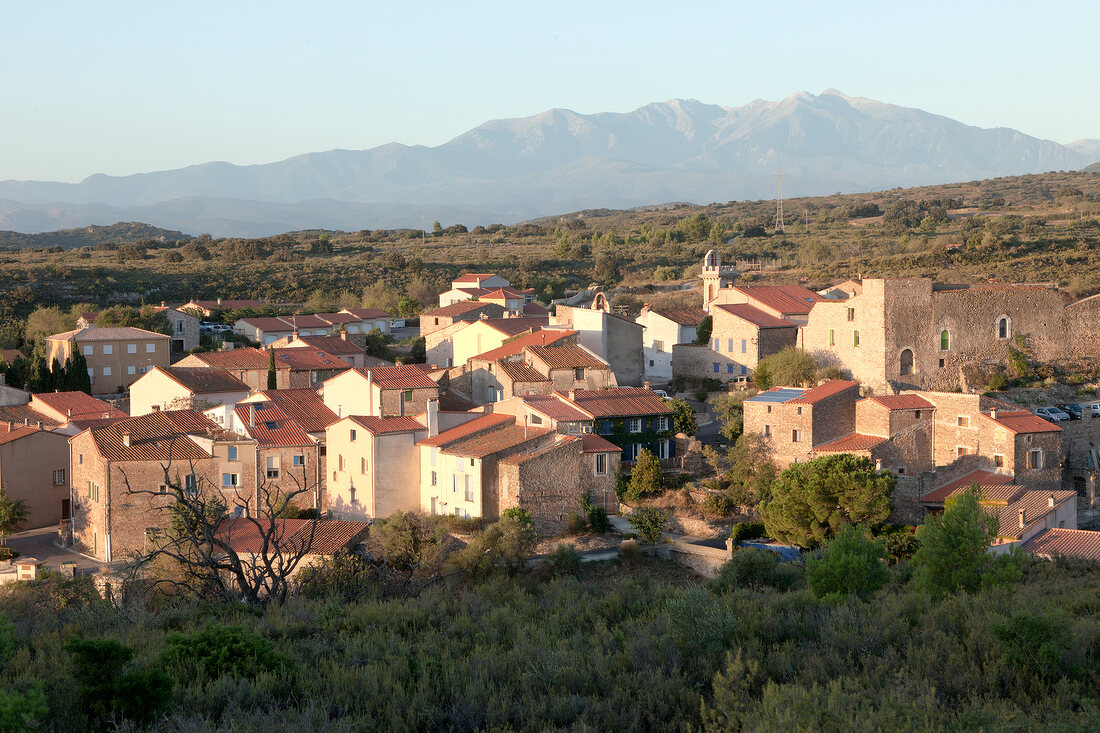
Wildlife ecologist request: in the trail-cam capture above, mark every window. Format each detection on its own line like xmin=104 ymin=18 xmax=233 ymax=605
xmin=713 ymin=338 xmax=720 ymax=351
xmin=657 ymin=440 xmax=671 ymax=459
xmin=1027 ymin=449 xmax=1043 ymax=470
xmin=404 ymin=390 xmax=413 ymax=402
xmin=994 ymin=454 xmax=1005 ymax=468
xmin=997 ymin=317 xmax=1010 ymax=339
xmin=728 ymin=339 xmax=734 ymax=352
xmin=899 ymin=349 xmax=914 ymax=376
xmin=741 ymin=339 xmax=747 ymax=354
xmin=127 ymin=366 xmax=136 ymax=375
xmin=53 ymin=469 xmax=65 ymax=485
xmin=897 ymin=467 xmax=906 ymax=475
xmin=183 ymin=474 xmax=197 ymax=494
xmin=764 ymin=425 xmax=771 ymax=437
xmin=600 ymin=420 xmax=612 ymax=435
xmin=176 ymin=320 xmax=184 ymax=334
xmin=914 ymin=410 xmax=921 ymax=419
xmin=957 ymin=416 xmax=969 ymax=427
xmin=628 ymin=418 xmax=642 ymax=433
xmin=464 ymin=475 xmax=473 ymax=502
xmin=712 ymin=362 xmax=720 ymax=373
xmin=649 ymin=360 xmax=654 ymax=367
xmin=567 ymin=422 xmax=579 ymax=433
xmin=293 ymin=455 xmax=305 ymax=466
xmin=87 ymin=481 xmax=99 ymax=502
xmin=766 ymin=405 xmax=772 ymax=413
xmin=656 ymin=416 xmax=669 ymax=431
xmin=102 ymin=366 xmax=112 ymax=376
xmin=828 ymin=329 xmax=835 ymax=346
xmin=792 ymin=429 xmax=801 ymax=443
xmin=338 ymin=455 xmax=345 ymax=470
xmin=957 ymin=446 xmax=973 ymax=457
xmin=454 ymin=507 xmax=468 ymax=519
xmin=430 ymin=447 xmax=438 ymax=465
xmin=847 ymin=308 xmax=855 ymax=321
xmin=574 ymin=367 xmax=584 ymax=380
xmin=126 ymin=343 xmax=137 ymax=354
xmin=940 ymin=330 xmax=951 ymax=351
xmin=595 ymin=453 xmax=607 ymax=474
xmin=361 ymin=457 xmax=367 ymax=474
xmin=228 ymin=446 xmax=238 ymax=461
xmin=146 ymin=343 xmax=155 ymax=353
xmin=82 ymin=345 xmax=93 ymax=356
xmin=431 ymin=470 xmax=437 ymax=486
xmin=727 ymin=364 xmax=734 ymax=373
xmin=222 ymin=473 xmax=239 ymax=487
xmin=102 ymin=344 xmax=113 ymax=355
xmin=853 ymin=330 xmax=860 ymax=347
xmin=938 ymin=358 xmax=945 ymax=368
xmin=653 ymin=340 xmax=664 ymax=351
xmin=77 ymin=453 xmax=83 ymax=465
xmin=530 ymin=414 xmax=543 ymax=425
xmin=266 ymin=456 xmax=280 ymax=479
xmin=741 ymin=365 xmax=748 ymax=375
xmin=350 ymin=429 xmax=357 ymax=441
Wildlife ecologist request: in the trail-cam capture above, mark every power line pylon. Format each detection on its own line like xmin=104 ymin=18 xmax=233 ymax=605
xmin=774 ymin=169 xmax=785 ymax=233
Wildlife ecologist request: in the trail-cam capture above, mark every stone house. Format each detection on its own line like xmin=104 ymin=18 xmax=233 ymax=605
xmin=214 ymin=518 xmax=369 ymax=581
xmin=322 ymin=365 xmax=441 ymax=418
xmin=326 ymin=415 xmax=426 ymax=521
xmin=129 ymin=366 xmax=250 ymax=416
xmin=552 ymin=299 xmax=644 ymax=387
xmin=176 ymin=348 xmax=291 ymax=390
xmin=68 ymin=410 xmax=259 ymax=562
xmin=566 ymin=387 xmax=677 ymax=463
xmin=465 ymin=329 xmax=576 ymax=404
xmin=181 ymin=298 xmax=266 ymax=318
xmin=743 ymin=381 xmax=862 ymax=467
xmin=271 ymin=348 xmax=351 ymax=388
xmin=228 ymin=401 xmax=326 ymax=511
xmin=421 ymin=301 xmax=506 ymax=339
xmin=23 ymin=391 xmax=128 ymax=435
xmin=488 ymin=393 xmax=598 ymax=436
xmin=450 ymin=317 xmax=548 ymax=368
xmin=673 ymin=303 xmax=799 ymax=384
xmin=0 ymin=424 xmax=70 ymax=528
xmin=266 ymin=334 xmax=372 ymax=369
xmin=46 ymin=327 xmax=171 ymax=395
xmin=636 ymin=305 xmax=707 ymax=382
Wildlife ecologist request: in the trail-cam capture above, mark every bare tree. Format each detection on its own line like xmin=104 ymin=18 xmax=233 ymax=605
xmin=121 ymin=462 xmax=321 ymax=605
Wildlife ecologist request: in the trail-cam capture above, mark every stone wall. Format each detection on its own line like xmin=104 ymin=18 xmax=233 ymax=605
xmin=497 ymin=439 xmax=586 ymax=536
xmin=671 ymin=343 xmax=743 ymax=384
xmin=808 ymin=384 xmax=859 ymax=448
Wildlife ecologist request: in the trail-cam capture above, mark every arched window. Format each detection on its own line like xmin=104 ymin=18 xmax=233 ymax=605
xmin=900 ymin=349 xmax=914 ymax=376
xmin=998 ymin=317 xmax=1010 ymax=339
xmin=705 ymin=250 xmax=718 ymax=269
xmin=940 ymin=330 xmax=951 ymax=351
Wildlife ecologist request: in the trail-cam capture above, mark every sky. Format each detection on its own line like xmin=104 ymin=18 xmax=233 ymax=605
xmin=2 ymin=0 xmax=1098 ymax=182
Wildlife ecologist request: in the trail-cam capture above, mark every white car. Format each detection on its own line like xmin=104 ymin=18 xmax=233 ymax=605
xmin=652 ymin=389 xmax=670 ymax=399
xmin=390 ymin=318 xmax=406 ymax=329
xmin=1034 ymin=407 xmax=1070 ymax=422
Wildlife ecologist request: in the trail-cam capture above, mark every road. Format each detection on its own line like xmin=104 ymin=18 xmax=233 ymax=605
xmin=4 ymin=526 xmax=109 ymax=574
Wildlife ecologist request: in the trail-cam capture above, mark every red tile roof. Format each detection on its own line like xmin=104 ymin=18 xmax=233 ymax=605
xmin=865 ymin=394 xmax=934 ymax=411
xmin=453 ymin=273 xmax=500 ymax=283
xmin=180 ymin=348 xmax=279 ymax=370
xmin=788 ymin=380 xmax=859 ymax=405
xmin=280 ymin=336 xmax=363 ymax=356
xmin=481 ymin=317 xmax=548 ymax=337
xmin=365 ymin=364 xmax=439 ymax=390
xmin=236 ymin=317 xmax=295 ymax=332
xmin=812 ymin=433 xmax=887 ymax=453
xmin=580 ymin=433 xmax=620 ymax=453
xmin=498 ymin=360 xmax=548 ymax=384
xmin=216 ymin=519 xmax=368 ymax=556
xmin=714 ymin=303 xmax=797 ymax=329
xmin=522 ymin=303 xmax=549 ymax=316
xmin=31 ymin=392 xmax=127 ymax=422
xmin=423 ymin=301 xmax=503 ymax=318
xmin=418 ymin=412 xmax=514 ymax=448
xmin=48 ymin=326 xmax=169 ymax=342
xmin=348 ymin=415 xmax=425 ymax=435
xmin=0 ymin=423 xmax=48 ymax=446
xmin=154 ymin=367 xmax=249 ymax=394
xmin=920 ymin=470 xmax=1015 ymax=505
xmin=255 ymin=390 xmax=337 ymax=433
xmin=527 ymin=343 xmax=607 ymax=370
xmin=234 ymin=403 xmax=314 ymax=447
xmin=0 ymin=405 xmax=61 ymax=429
xmin=340 ymin=307 xmax=392 ymax=320
xmin=442 ymin=424 xmax=551 ymax=458
xmin=523 ymin=395 xmax=592 ymax=423
xmin=187 ymin=299 xmax=265 ymax=310
xmin=733 ymin=285 xmax=825 ymax=315
xmin=1022 ymin=528 xmax=1100 ymax=561
xmin=471 ymin=329 xmax=575 ymax=362
xmin=281 ymin=315 xmax=332 ymax=329
xmin=648 ymin=307 xmax=708 ymax=327
xmin=91 ymin=411 xmax=220 ymax=462
xmin=272 ymin=348 xmax=351 ymax=371
xmin=438 ymin=390 xmax=478 ymax=412
xmin=985 ymin=409 xmax=1062 ymax=434
xmin=991 ymin=490 xmax=1077 ymax=540
xmin=566 ymin=387 xmax=674 ymax=418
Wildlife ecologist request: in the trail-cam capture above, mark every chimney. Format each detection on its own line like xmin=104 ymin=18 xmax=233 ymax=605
xmin=217 ymin=297 xmax=222 ymax=305
xmin=68 ymin=408 xmax=73 ymax=417
xmin=340 ymin=330 xmax=348 ymax=341
xmin=161 ymin=301 xmax=166 ymax=307
xmin=290 ymin=329 xmax=298 ymax=343
xmin=875 ymin=459 xmax=883 ymax=471
xmin=1049 ymin=494 xmax=1056 ymax=509
xmin=122 ymin=432 xmax=131 ymax=447
xmin=249 ymin=404 xmax=255 ymax=428
xmin=366 ymin=370 xmax=375 ymax=416
xmin=480 ymin=313 xmax=489 ymax=320
xmin=644 ymin=381 xmax=650 ymax=390
xmin=35 ymin=421 xmax=42 ymax=429
xmin=5 ymin=421 xmax=12 ymax=431
xmin=990 ymin=408 xmax=997 ymax=420
xmin=426 ymin=399 xmax=439 ymax=437
xmin=1018 ymin=508 xmax=1027 ymax=528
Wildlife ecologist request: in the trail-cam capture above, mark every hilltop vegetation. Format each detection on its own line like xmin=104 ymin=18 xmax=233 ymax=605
xmin=1 ymin=171 xmax=1099 ymax=350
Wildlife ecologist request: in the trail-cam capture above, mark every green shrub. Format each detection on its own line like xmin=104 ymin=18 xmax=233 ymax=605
xmin=880 ymin=527 xmax=919 ymax=564
xmin=66 ymin=638 xmax=171 ymax=726
xmin=701 ymin=492 xmax=734 ymax=519
xmin=710 ymin=548 xmax=801 ymax=593
xmin=806 ymin=525 xmax=889 ymax=602
xmin=730 ymin=521 xmax=766 ymax=541
xmin=548 ymin=543 xmax=582 ymax=574
xmin=566 ymin=513 xmax=588 ymax=535
xmin=581 ymin=492 xmax=610 ymax=533
xmin=628 ymin=507 xmax=668 ymax=545
xmin=162 ymin=624 xmax=286 ymax=681
xmin=617 ymin=539 xmax=642 ymax=563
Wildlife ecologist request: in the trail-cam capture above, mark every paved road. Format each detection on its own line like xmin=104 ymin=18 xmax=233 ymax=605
xmin=5 ymin=526 xmax=107 ymax=573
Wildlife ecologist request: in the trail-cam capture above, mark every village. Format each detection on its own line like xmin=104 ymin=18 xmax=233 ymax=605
xmin=0 ymin=249 xmax=1098 ymax=588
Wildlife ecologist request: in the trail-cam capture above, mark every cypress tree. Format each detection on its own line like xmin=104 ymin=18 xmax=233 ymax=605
xmin=267 ymin=347 xmax=277 ymax=390
xmin=69 ymin=343 xmax=92 ymax=394
xmin=50 ymin=358 xmax=66 ymax=392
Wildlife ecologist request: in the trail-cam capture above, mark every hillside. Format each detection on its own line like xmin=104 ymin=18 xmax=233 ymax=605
xmin=0 ymin=90 xmax=1093 ymax=236
xmin=0 ymin=221 xmax=190 ymax=250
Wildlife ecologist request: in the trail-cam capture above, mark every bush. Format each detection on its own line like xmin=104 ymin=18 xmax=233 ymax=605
xmin=701 ymin=492 xmax=734 ymax=519
xmin=296 ymin=551 xmax=380 ymax=602
xmin=806 ymin=525 xmax=889 ymax=602
xmin=879 ymin=526 xmax=919 ymax=564
xmin=162 ymin=624 xmax=286 ymax=681
xmin=628 ymin=507 xmax=668 ymax=545
xmin=66 ymin=638 xmax=171 ymax=726
xmin=566 ymin=513 xmax=587 ymax=535
xmin=710 ymin=548 xmax=801 ymax=593
xmin=617 ymin=539 xmax=642 ymax=564
xmin=581 ymin=492 xmax=610 ymax=533
xmin=548 ymin=543 xmax=582 ymax=574
xmin=730 ymin=521 xmax=766 ymax=541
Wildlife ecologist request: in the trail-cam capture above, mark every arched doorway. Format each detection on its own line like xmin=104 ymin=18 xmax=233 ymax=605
xmin=900 ymin=349 xmax=914 ymax=376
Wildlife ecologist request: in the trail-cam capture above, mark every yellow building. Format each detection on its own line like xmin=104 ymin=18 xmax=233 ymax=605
xmin=46 ymin=327 xmax=170 ymax=394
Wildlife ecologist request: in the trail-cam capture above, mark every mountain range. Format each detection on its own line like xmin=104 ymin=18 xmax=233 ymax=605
xmin=2 ymin=90 xmax=1096 ymax=237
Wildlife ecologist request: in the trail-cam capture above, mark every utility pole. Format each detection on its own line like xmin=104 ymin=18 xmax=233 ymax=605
xmin=421 ymin=215 xmax=426 ymax=245
xmin=774 ymin=169 xmax=785 ymax=233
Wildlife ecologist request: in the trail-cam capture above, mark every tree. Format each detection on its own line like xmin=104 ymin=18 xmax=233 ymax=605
xmin=591 ymin=251 xmax=621 ymax=288
xmin=432 ymin=220 xmax=443 ymax=237
xmin=361 ymin=281 xmax=401 ymax=313
xmin=623 ymin=448 xmax=663 ymax=504
xmin=806 ymin=524 xmax=889 ymax=602
xmin=709 ymin=392 xmax=747 ymax=441
xmin=24 ymin=305 xmax=73 ymax=344
xmin=695 ymin=315 xmax=713 ymax=345
xmin=724 ymin=433 xmax=777 ymax=507
xmin=66 ymin=345 xmax=92 ymax=393
xmin=449 ymin=515 xmax=538 ymax=578
xmin=754 ymin=347 xmax=818 ymax=388
xmin=266 ymin=347 xmax=277 ymax=390
xmin=368 ymin=510 xmax=452 ymax=596
xmin=0 ymin=486 xmax=29 ymax=547
xmin=751 ymin=360 xmax=774 ymax=390
xmin=666 ymin=398 xmax=697 ymax=435
xmin=910 ymin=487 xmax=1019 ymax=598
xmin=362 ymin=327 xmax=395 ymax=361
xmin=65 ymin=638 xmax=171 ymax=726
xmin=628 ymin=507 xmax=667 ymax=546
xmin=760 ymin=454 xmax=894 ymax=548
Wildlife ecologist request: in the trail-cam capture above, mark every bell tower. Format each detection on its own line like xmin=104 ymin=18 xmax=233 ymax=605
xmin=701 ymin=249 xmax=736 ymax=312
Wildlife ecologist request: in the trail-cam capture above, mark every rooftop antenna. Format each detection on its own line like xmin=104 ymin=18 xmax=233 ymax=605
xmin=774 ymin=169 xmax=785 ymax=233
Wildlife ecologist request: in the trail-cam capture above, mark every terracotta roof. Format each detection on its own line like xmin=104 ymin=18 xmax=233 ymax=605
xmin=187 ymin=299 xmax=265 ymax=310
xmin=313 ymin=312 xmax=360 ymax=325
xmin=423 ymin=301 xmax=502 ymax=318
xmin=471 ymin=329 xmax=575 ymax=363
xmin=481 ymin=288 xmax=526 ymax=301
xmin=438 ymin=390 xmax=478 ymax=412
xmin=254 ymin=390 xmax=338 ymax=433
xmin=215 ymin=518 xmax=368 ymax=556
xmin=985 ymin=409 xmax=1062 ymax=434
xmin=31 ymin=392 xmax=127 ymax=422
xmin=0 ymin=405 xmax=61 ymax=429
xmin=181 ymin=348 xmax=283 ymax=371
xmin=348 ymin=415 xmax=426 ymax=435
xmin=527 ymin=343 xmax=608 ymax=370
xmin=481 ymin=317 xmax=548 ymax=337
xmin=453 ymin=273 xmax=500 ymax=283
xmin=91 ymin=411 xmax=218 ymax=462
xmin=499 ymin=438 xmax=576 ymax=466
xmin=0 ymin=423 xmax=48 ymax=446
xmin=47 ymin=326 xmax=169 ymax=342
xmin=523 ymin=394 xmax=591 ymax=423
xmin=340 ymin=308 xmax=391 ymax=320
xmin=920 ymin=470 xmax=1014 ymax=505
xmin=580 ymin=433 xmax=620 ymax=453
xmin=273 ymin=348 xmax=350 ymax=371
xmin=361 ymin=364 xmax=438 ymax=390
xmin=866 ymin=394 xmax=935 ymax=411
xmin=648 ymin=307 xmax=708 ymax=327
xmin=281 ymin=315 xmax=332 ymax=329
xmin=991 ymin=490 xmax=1077 ymax=540
xmin=714 ymin=303 xmax=796 ymax=329
xmin=442 ymin=424 xmax=551 ymax=458
xmin=566 ymin=387 xmax=674 ymax=418
xmin=522 ymin=303 xmax=549 ymax=316
xmin=498 ymin=360 xmax=548 ymax=384
xmin=234 ymin=402 xmax=314 ymax=447
xmin=236 ymin=317 xmax=294 ymax=332
xmin=418 ymin=413 xmax=514 ymax=448
xmin=154 ymin=367 xmax=249 ymax=394
xmin=812 ymin=433 xmax=888 ymax=453
xmin=733 ymin=285 xmax=825 ymax=315
xmin=454 ymin=287 xmax=491 ymax=297
xmin=1022 ymin=528 xmax=1100 ymax=561
xmin=1 ymin=349 xmax=26 ymax=364
xmin=787 ymin=380 xmax=859 ymax=405
xmin=280 ymin=336 xmax=363 ymax=356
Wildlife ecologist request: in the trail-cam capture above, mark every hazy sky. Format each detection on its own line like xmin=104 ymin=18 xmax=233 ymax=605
xmin=2 ymin=0 xmax=1097 ymax=182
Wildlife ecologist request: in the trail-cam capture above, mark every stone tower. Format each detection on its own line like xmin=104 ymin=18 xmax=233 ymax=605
xmin=701 ymin=249 xmax=736 ymax=312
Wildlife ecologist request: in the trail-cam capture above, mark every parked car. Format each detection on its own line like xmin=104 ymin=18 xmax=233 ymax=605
xmin=211 ymin=323 xmax=232 ymax=333
xmin=390 ymin=318 xmax=406 ymax=329
xmin=1085 ymin=402 xmax=1100 ymax=418
xmin=1059 ymin=403 xmax=1084 ymax=420
xmin=652 ymin=389 xmax=670 ymax=399
xmin=1034 ymin=406 xmax=1071 ymax=422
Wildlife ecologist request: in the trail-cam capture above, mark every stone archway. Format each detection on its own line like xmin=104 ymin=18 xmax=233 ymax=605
xmin=592 ymin=292 xmax=610 ymax=312
xmin=900 ymin=348 xmax=914 ymax=376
